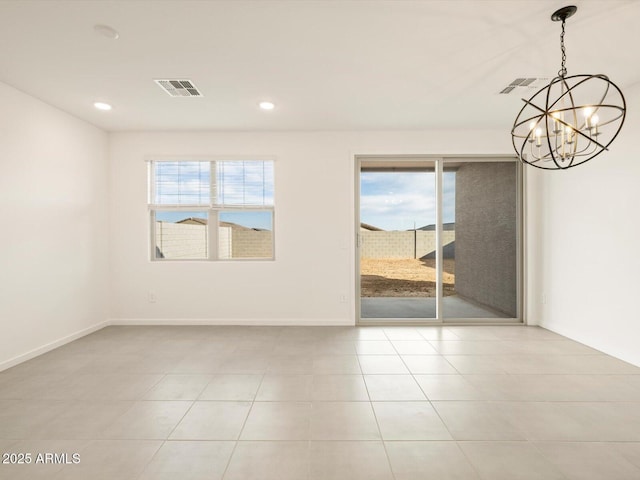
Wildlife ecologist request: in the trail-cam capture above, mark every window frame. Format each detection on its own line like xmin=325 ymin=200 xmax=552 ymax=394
xmin=147 ymin=157 xmax=275 ymax=262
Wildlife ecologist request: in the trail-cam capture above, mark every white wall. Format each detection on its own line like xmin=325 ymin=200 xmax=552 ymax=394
xmin=3 ymin=75 xmax=637 ymax=368
xmin=0 ymin=81 xmax=109 ymax=369
xmin=108 ymin=130 xmax=516 ymax=324
xmin=535 ymin=83 xmax=640 ymax=366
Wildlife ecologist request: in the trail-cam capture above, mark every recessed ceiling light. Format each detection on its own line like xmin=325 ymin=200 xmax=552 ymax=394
xmin=259 ymin=101 xmax=275 ymax=110
xmin=94 ymin=24 xmax=119 ymax=40
xmin=94 ymin=102 xmax=112 ymax=111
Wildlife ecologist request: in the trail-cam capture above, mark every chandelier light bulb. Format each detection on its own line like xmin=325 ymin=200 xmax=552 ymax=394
xmin=591 ymin=114 xmax=600 ymax=136
xmin=583 ymin=107 xmax=593 ymax=128
xmin=527 ymin=121 xmax=537 ymax=142
xmin=566 ymin=126 xmax=574 ymax=143
xmin=550 ymin=111 xmax=561 ymax=133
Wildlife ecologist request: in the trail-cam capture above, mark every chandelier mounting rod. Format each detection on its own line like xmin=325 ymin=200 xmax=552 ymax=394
xmin=552 ymin=5 xmax=576 ymax=77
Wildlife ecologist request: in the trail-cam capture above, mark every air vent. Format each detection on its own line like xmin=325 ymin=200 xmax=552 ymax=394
xmin=499 ymin=77 xmax=549 ymax=94
xmin=154 ymin=79 xmax=203 ymax=97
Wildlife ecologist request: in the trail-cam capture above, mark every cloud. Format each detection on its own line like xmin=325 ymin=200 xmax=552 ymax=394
xmin=361 ymin=172 xmax=455 ymax=230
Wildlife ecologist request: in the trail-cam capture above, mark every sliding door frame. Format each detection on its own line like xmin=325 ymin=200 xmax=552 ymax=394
xmin=355 ymin=154 xmax=524 ymax=326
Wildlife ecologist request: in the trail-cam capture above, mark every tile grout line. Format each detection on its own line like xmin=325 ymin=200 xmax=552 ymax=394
xmin=134 ymin=380 xmax=204 ymax=480
xmin=355 ymin=340 xmax=398 ymax=480
xmin=388 ymin=329 xmax=459 ymax=440
xmin=526 ymin=440 xmax=573 ymax=480
xmin=131 ymin=439 xmax=166 ymax=480
xmin=381 ymin=329 xmax=474 ymax=471
xmin=418 ymin=328 xmax=584 ymax=480
xmin=410 ymin=328 xmax=488 ymax=480
xmin=4 ymin=326 xmax=640 ymax=479
xmin=219 ymin=371 xmax=267 ymax=480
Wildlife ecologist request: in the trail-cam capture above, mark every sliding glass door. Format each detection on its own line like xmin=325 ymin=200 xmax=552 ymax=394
xmin=357 ymin=157 xmax=521 ymax=323
xmin=359 ymin=161 xmax=438 ymax=320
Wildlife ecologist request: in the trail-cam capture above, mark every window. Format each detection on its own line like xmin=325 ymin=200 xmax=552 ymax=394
xmin=148 ymin=160 xmax=274 ymax=260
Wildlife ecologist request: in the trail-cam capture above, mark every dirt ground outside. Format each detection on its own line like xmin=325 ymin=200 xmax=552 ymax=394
xmin=360 ymin=258 xmax=456 ymax=297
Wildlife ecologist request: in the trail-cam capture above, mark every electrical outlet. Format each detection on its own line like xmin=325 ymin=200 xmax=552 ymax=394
xmin=148 ymin=291 xmax=157 ymax=303
xmin=338 ymin=294 xmax=348 ymax=303
xmin=541 ymin=293 xmax=547 ymax=305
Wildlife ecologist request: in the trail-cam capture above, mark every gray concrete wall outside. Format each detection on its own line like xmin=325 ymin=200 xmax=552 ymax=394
xmin=455 ymin=162 xmax=517 ymax=317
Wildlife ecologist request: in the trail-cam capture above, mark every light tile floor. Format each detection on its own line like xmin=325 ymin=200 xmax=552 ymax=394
xmin=0 ymin=325 xmax=639 ymax=479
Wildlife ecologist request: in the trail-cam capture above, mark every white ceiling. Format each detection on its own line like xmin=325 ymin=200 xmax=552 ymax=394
xmin=0 ymin=0 xmax=638 ymax=132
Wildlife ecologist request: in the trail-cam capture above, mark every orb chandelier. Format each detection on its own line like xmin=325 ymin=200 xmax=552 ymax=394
xmin=511 ymin=5 xmax=626 ymax=170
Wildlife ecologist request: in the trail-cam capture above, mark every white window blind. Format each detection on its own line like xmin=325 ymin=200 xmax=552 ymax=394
xmin=216 ymin=161 xmax=274 ymax=207
xmin=154 ymin=161 xmax=210 ymax=205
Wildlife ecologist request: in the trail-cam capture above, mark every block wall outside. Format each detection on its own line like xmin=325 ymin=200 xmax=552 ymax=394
xmin=219 ymin=227 xmax=232 ymax=259
xmin=360 ymin=230 xmax=455 ymax=259
xmin=156 ymin=222 xmax=207 ymax=259
xmin=361 ymin=231 xmax=414 ymax=258
xmin=156 ymin=222 xmax=272 ymax=259
xmin=231 ymin=230 xmax=273 ymax=258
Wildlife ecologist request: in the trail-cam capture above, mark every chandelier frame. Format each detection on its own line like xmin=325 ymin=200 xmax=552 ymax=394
xmin=511 ymin=5 xmax=626 ymax=170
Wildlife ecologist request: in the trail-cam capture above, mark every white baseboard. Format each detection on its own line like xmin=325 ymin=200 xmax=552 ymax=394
xmin=540 ymin=321 xmax=640 ymax=368
xmin=0 ymin=320 xmax=110 ymax=372
xmin=109 ymin=318 xmax=355 ymax=326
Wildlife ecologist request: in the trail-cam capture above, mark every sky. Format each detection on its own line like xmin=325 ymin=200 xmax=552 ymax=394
xmin=360 ymin=172 xmax=456 ymax=231
xmin=155 ymin=210 xmax=273 ymax=230
xmin=152 ymin=161 xmax=455 ymax=232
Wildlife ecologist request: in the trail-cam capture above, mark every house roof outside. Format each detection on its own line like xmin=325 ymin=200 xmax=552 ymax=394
xmin=176 ymin=217 xmax=207 ymax=226
xmin=360 ymin=223 xmax=383 ymax=231
xmin=175 ymin=217 xmax=266 ymax=231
